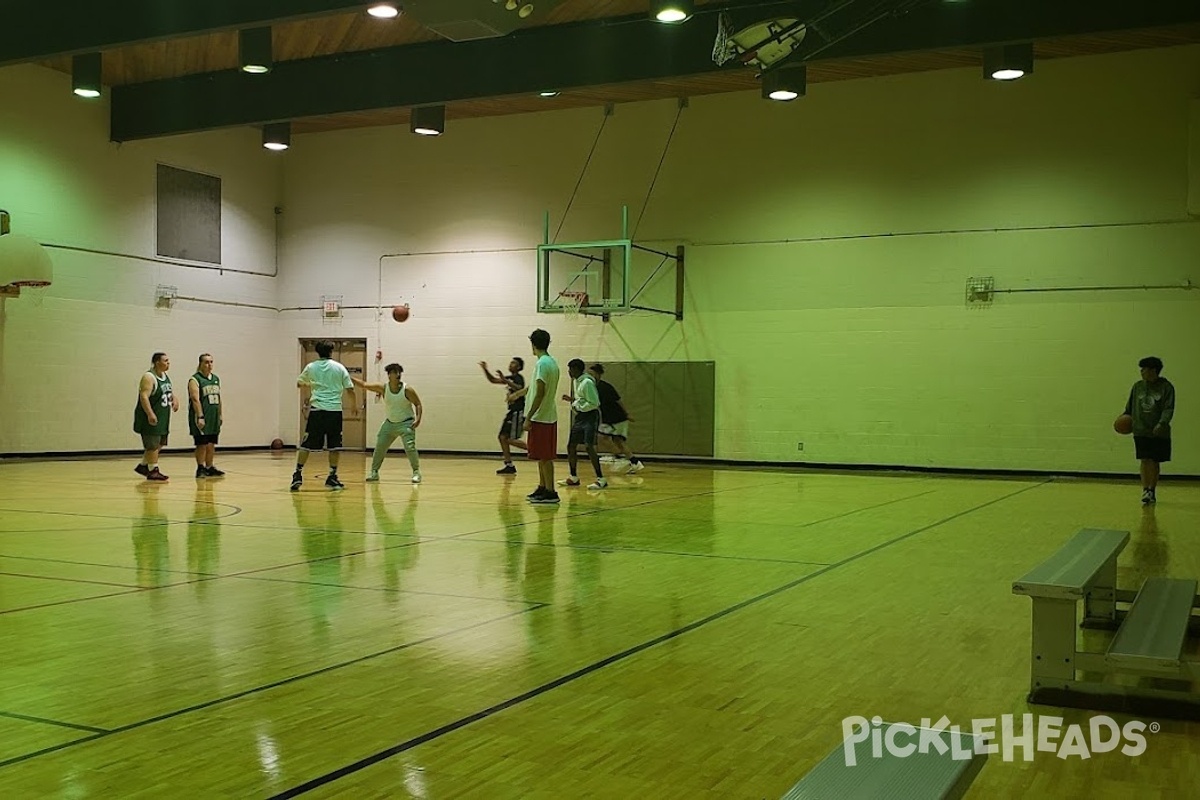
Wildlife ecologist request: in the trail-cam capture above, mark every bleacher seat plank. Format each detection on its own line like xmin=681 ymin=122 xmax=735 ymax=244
xmin=1107 ymin=578 xmax=1197 ymax=672
xmin=1012 ymin=528 xmax=1128 ymax=599
xmin=783 ymin=723 xmax=986 ymax=800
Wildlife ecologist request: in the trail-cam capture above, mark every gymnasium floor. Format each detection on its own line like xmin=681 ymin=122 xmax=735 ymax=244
xmin=1 ymin=452 xmax=1198 ymax=798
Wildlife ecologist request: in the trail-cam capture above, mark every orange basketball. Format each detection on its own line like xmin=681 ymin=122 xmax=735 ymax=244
xmin=1113 ymin=414 xmax=1133 ymax=435
xmin=392 ymin=304 xmax=410 ymax=322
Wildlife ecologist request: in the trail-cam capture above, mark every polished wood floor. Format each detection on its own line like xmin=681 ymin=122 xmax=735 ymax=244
xmin=0 ymin=452 xmax=1198 ymax=798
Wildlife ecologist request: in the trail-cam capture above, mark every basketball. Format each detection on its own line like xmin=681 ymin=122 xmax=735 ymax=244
xmin=392 ymin=304 xmax=410 ymax=322
xmin=1113 ymin=414 xmax=1133 ymax=435
xmin=271 ymin=438 xmax=284 ymax=450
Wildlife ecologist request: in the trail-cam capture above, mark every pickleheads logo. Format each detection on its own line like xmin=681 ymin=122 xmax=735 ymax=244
xmin=841 ymin=714 xmax=1157 ymax=765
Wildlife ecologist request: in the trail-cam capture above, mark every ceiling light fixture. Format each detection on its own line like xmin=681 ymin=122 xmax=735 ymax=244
xmin=262 ymin=122 xmax=291 ymax=151
xmin=72 ymin=53 xmax=102 ymax=98
xmin=762 ymin=63 xmax=806 ymax=101
xmin=367 ymin=3 xmax=400 ymax=19
xmin=239 ymin=27 xmax=273 ymax=74
xmin=650 ymin=0 xmax=693 ymax=24
xmin=983 ymin=43 xmax=1033 ymax=81
xmin=410 ymin=105 xmax=445 ymax=136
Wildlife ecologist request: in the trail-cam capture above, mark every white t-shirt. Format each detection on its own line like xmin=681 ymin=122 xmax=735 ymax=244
xmin=384 ymin=381 xmax=415 ymax=423
xmin=572 ymin=374 xmax=600 ymax=414
xmin=299 ymin=358 xmax=353 ymax=411
xmin=529 ymin=353 xmax=560 ymax=424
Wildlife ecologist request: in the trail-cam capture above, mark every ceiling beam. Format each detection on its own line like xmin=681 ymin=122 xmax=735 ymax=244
xmin=109 ymin=0 xmax=1200 ymax=142
xmin=111 ymin=15 xmax=736 ymax=141
xmin=0 ymin=0 xmax=368 ymax=67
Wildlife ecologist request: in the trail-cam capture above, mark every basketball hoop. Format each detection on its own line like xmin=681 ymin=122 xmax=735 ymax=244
xmin=558 ymin=291 xmax=588 ymax=317
xmin=23 ymin=282 xmax=48 ymax=308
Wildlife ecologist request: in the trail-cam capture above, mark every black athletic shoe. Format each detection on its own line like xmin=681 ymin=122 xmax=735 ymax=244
xmin=205 ymin=466 xmax=225 ymax=477
xmin=530 ymin=491 xmax=560 ymax=505
xmin=325 ymin=474 xmax=345 ymax=490
xmin=135 ymin=464 xmax=150 ymax=477
xmin=527 ymin=487 xmax=548 ymax=501
xmin=290 ymin=472 xmax=303 ymax=492
xmin=496 ymin=464 xmax=517 ymax=475
xmin=195 ymin=466 xmax=208 ymax=479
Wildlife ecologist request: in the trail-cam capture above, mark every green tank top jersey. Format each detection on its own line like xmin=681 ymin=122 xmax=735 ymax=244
xmin=133 ymin=372 xmax=173 ymax=435
xmin=189 ymin=372 xmax=222 ymax=436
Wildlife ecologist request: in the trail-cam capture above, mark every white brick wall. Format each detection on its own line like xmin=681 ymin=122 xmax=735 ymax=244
xmin=0 ymin=64 xmax=283 ymax=453
xmin=275 ymin=45 xmax=1200 ymax=474
xmin=4 ymin=45 xmax=1198 ymax=473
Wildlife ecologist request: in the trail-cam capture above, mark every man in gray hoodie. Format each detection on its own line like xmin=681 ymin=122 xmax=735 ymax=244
xmin=1123 ymin=356 xmax=1175 ymax=505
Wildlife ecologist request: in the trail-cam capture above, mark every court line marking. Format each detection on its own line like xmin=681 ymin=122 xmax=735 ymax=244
xmin=266 ymin=480 xmax=1049 ymax=798
xmin=0 ymin=571 xmax=144 ymax=589
xmin=0 ymin=604 xmax=546 ymax=770
xmin=0 ymin=545 xmax=533 ymax=612
xmin=0 ymin=711 xmax=110 ymax=734
xmin=0 ymin=503 xmax=242 ymax=524
xmin=0 ymin=588 xmax=148 ymax=617
xmin=226 ymin=573 xmax=545 ymax=606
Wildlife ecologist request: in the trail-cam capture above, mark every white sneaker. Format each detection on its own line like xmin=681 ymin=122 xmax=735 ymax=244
xmin=366 ymin=470 xmax=380 ymax=482
xmin=587 ymin=478 xmax=608 ymax=490
xmin=626 ymin=461 xmax=645 ymax=474
xmin=557 ymin=476 xmax=580 ymax=487
xmin=412 ymin=473 xmax=421 ymax=484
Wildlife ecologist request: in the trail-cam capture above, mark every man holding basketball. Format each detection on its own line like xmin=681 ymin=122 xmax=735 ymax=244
xmin=1123 ymin=356 xmax=1175 ymax=505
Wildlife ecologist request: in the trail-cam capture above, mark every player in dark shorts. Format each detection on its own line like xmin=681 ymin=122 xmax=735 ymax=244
xmin=188 ymin=353 xmax=225 ymax=478
xmin=293 ymin=341 xmax=355 ymax=491
xmin=558 ymin=358 xmax=606 ymax=490
xmin=480 ymin=358 xmax=527 ymax=474
xmin=133 ymin=352 xmax=177 ymax=481
xmin=1123 ymin=356 xmax=1175 ymax=505
xmin=590 ymin=364 xmax=644 ymax=474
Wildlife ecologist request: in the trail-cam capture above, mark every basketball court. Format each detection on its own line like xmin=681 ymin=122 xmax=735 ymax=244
xmin=3 ymin=0 xmax=1200 ymax=797
xmin=1 ymin=453 xmax=1198 ymax=797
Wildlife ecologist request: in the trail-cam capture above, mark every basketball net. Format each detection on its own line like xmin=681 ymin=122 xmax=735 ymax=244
xmin=712 ymin=12 xmax=735 ymax=66
xmin=11 ymin=281 xmax=48 ymax=308
xmin=559 ymin=291 xmax=587 ymax=318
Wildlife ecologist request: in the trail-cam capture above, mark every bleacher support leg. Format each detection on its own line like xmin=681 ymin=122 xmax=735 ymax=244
xmin=1029 ymin=598 xmax=1077 ymax=693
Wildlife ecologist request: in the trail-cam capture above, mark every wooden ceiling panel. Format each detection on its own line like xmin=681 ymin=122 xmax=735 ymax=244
xmin=37 ymin=1 xmax=686 ymax=86
xmin=288 ymin=25 xmax=1200 ymax=135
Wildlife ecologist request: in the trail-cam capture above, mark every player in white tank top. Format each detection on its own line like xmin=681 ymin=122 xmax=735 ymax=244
xmin=351 ymin=363 xmax=423 ymax=483
xmin=383 ymin=380 xmax=415 ymax=423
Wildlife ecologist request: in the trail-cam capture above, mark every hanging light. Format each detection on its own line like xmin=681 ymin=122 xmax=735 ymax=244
xmin=983 ymin=43 xmax=1033 ymax=81
xmin=411 ymin=105 xmax=445 ymax=136
xmin=262 ymin=122 xmax=291 ymax=151
xmin=367 ymin=3 xmax=400 ymax=18
xmin=239 ymin=27 xmax=273 ymax=74
xmin=650 ymin=0 xmax=693 ymax=24
xmin=72 ymin=53 xmax=102 ymax=98
xmin=762 ymin=63 xmax=806 ymax=101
